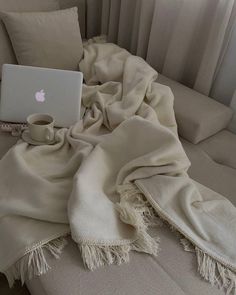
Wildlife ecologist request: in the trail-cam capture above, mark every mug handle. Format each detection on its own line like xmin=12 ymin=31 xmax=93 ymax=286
xmin=45 ymin=127 xmax=54 ymax=142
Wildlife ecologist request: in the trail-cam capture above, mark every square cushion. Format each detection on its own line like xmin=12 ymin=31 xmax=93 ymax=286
xmin=0 ymin=0 xmax=59 ymax=79
xmin=1 ymin=7 xmax=83 ymax=71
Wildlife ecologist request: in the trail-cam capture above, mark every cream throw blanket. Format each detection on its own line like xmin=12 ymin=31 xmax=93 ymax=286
xmin=0 ymin=40 xmax=236 ymax=294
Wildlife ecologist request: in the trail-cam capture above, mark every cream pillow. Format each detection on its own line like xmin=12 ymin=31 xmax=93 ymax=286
xmin=0 ymin=0 xmax=59 ymax=79
xmin=1 ymin=7 xmax=83 ymax=71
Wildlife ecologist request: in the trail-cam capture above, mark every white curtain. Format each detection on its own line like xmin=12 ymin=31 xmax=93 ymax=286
xmin=85 ymin=0 xmax=236 ymax=98
xmin=229 ymin=90 xmax=236 ymax=132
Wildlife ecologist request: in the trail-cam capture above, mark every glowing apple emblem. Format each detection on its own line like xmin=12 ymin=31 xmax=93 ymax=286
xmin=35 ymin=89 xmax=46 ymax=102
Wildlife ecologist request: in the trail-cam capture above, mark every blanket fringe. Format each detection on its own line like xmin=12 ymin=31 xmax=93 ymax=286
xmin=180 ymin=238 xmax=195 ymax=252
xmin=120 ymin=184 xmax=236 ymax=295
xmin=117 ymin=183 xmax=163 ymax=230
xmin=116 ymin=184 xmax=161 ymax=258
xmin=4 ymin=236 xmax=67 ymax=287
xmin=156 ymin=211 xmax=236 ymax=295
xmin=79 ymin=244 xmax=131 ymax=270
xmin=80 ymin=183 xmax=161 ymax=271
xmin=120 ymin=184 xmax=236 ymax=294
xmin=196 ymin=248 xmax=236 ymax=295
xmin=79 ymin=183 xmax=236 ymax=295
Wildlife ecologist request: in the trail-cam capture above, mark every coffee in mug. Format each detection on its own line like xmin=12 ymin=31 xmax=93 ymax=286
xmin=27 ymin=113 xmax=55 ymax=142
xmin=33 ymin=120 xmax=49 ymax=125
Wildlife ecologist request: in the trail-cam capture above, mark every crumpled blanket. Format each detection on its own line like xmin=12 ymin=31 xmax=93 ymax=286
xmin=0 ymin=39 xmax=235 ymax=294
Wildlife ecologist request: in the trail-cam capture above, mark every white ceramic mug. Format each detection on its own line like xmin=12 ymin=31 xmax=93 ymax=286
xmin=27 ymin=113 xmax=54 ymax=142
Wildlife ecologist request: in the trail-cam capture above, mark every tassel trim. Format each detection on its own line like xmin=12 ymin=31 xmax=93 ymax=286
xmin=80 ymin=183 xmax=161 ymax=271
xmin=79 ymin=244 xmax=130 ymax=270
xmin=79 ymin=182 xmax=236 ymax=295
xmin=147 ymin=199 xmax=236 ymax=295
xmin=153 ymin=212 xmax=236 ymax=295
xmin=196 ymin=248 xmax=236 ymax=295
xmin=180 ymin=238 xmax=195 ymax=252
xmin=4 ymin=236 xmax=68 ymax=287
xmin=5 ymin=182 xmax=235 ymax=295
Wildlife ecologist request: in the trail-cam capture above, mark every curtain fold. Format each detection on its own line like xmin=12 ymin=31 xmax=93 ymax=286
xmin=194 ymin=0 xmax=236 ymax=95
xmin=85 ymin=0 xmax=236 ymax=100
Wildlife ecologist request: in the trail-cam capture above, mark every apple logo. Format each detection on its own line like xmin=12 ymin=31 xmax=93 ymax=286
xmin=35 ymin=89 xmax=46 ymax=102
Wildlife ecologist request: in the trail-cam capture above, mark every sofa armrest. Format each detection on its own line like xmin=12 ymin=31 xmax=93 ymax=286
xmin=157 ymin=74 xmax=233 ymax=144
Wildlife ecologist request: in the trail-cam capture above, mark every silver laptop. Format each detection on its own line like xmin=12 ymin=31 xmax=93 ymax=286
xmin=0 ymin=64 xmax=83 ymax=127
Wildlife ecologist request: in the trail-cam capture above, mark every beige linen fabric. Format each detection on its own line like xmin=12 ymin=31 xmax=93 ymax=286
xmin=18 ymin=136 xmax=236 ymax=295
xmin=1 ymin=7 xmax=83 ymax=71
xmin=0 ymin=0 xmax=59 ymax=79
xmin=0 ymin=41 xmax=235 ymax=293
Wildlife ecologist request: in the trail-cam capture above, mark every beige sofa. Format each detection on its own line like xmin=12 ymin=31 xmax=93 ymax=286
xmin=0 ymin=1 xmax=236 ymax=295
xmin=1 ymin=74 xmax=235 ymax=295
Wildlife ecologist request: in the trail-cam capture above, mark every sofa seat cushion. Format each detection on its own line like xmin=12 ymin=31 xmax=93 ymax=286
xmin=157 ymin=75 xmax=233 ymax=144
xmin=181 ymin=138 xmax=236 ymax=206
xmin=198 ymin=130 xmax=236 ymax=170
xmin=26 ymin=226 xmax=224 ymax=295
